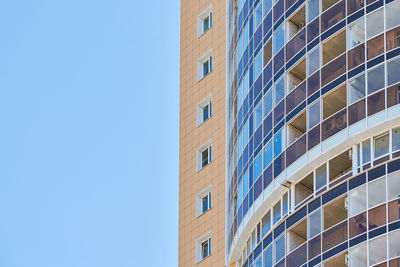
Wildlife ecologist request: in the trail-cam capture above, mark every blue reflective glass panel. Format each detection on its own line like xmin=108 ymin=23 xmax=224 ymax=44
xmin=273 ymin=25 xmax=285 ymax=54
xmin=264 ymin=141 xmax=273 ymax=168
xmin=254 ymin=152 xmax=263 ymax=179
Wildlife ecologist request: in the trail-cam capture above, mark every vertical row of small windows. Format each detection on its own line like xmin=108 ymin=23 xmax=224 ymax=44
xmin=195 ymin=7 xmax=214 ymax=263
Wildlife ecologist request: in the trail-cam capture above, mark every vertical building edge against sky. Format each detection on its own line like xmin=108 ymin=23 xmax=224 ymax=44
xmin=180 ymin=0 xmax=400 ymax=266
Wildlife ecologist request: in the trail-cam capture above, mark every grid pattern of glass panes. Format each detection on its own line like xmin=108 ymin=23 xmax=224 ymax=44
xmin=227 ymin=0 xmax=400 ymax=253
xmin=236 ymin=152 xmax=400 ymax=267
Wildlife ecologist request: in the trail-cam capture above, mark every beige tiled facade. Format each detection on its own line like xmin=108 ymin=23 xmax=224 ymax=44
xmin=179 ymin=0 xmax=227 ymax=266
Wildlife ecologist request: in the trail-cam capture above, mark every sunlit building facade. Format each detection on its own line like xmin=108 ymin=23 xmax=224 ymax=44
xmin=226 ymin=0 xmax=400 ymax=266
xmin=179 ymin=0 xmax=226 ymax=266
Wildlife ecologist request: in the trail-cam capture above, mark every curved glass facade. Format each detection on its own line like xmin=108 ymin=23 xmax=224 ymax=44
xmin=226 ymin=0 xmax=400 ymax=265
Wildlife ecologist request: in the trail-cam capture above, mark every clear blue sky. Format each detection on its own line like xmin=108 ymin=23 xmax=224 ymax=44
xmin=0 ymin=1 xmax=179 ymax=266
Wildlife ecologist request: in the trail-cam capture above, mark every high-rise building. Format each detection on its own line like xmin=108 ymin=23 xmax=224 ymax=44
xmin=180 ymin=0 xmax=400 ymax=266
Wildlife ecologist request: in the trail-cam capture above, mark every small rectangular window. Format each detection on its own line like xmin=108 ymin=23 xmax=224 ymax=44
xmin=202 ymin=149 xmax=209 ymax=167
xmin=198 ymin=7 xmax=213 ymax=36
xmin=262 ymin=210 xmax=272 ymax=236
xmin=374 ymin=133 xmax=389 ymax=158
xmin=203 ymin=59 xmax=211 ymax=76
xmin=197 ymin=140 xmax=212 ymax=171
xmin=197 ymin=95 xmax=212 ymax=125
xmin=196 ymin=185 xmax=211 ymax=216
xmin=273 ymin=200 xmax=281 ymax=224
xmin=201 ymin=239 xmax=211 ymax=259
xmin=362 ymin=139 xmax=371 ymax=164
xmin=197 ymin=50 xmax=212 ymax=81
xmin=393 ymin=127 xmax=400 ymax=152
xmin=196 ymin=232 xmax=212 ymax=263
xmin=202 ymin=194 xmax=210 ymax=213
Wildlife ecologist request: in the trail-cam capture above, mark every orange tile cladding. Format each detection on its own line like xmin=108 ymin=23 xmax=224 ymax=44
xmin=179 ymin=0 xmax=227 ymax=266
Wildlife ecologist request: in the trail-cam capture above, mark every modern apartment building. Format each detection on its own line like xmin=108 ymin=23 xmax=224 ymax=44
xmin=180 ymin=0 xmax=400 ymax=266
xmin=226 ymin=0 xmax=400 ymax=266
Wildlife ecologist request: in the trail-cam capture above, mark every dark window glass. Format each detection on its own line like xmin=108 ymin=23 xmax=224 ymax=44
xmin=348 ymin=43 xmax=365 ymax=70
xmin=387 ymin=84 xmax=400 ymax=108
xmin=264 ymin=113 xmax=273 ymax=136
xmin=349 ymin=212 xmax=367 ymax=238
xmin=202 ymin=148 xmax=209 ymax=167
xmin=388 ymin=199 xmax=400 ymax=223
xmin=203 ymin=60 xmax=209 ymax=76
xmin=264 ymin=61 xmax=273 ymax=86
xmin=308 ymin=124 xmax=320 ymax=150
xmin=321 ymin=0 xmax=345 ymax=32
xmin=264 ymin=39 xmax=273 ymax=66
xmin=273 ymin=0 xmax=285 ymax=22
xmin=286 ymin=0 xmax=297 ymax=10
xmin=203 ymin=104 xmax=210 ymax=121
xmin=367 ymin=89 xmax=385 ymax=116
xmin=348 ymin=0 xmax=364 ymax=15
xmin=321 ymin=54 xmax=346 ymax=86
xmin=264 ymin=11 xmax=273 ymax=35
xmin=308 ymin=234 xmax=321 ymax=259
xmin=348 ymin=99 xmax=366 ymax=125
xmin=201 ymin=240 xmax=209 ymax=258
xmin=274 ymin=152 xmax=285 ymax=177
xmin=307 ymin=17 xmax=320 ymax=43
xmin=307 ymin=71 xmax=320 ymax=96
xmin=368 ymin=203 xmax=386 ymax=230
xmin=322 ymin=220 xmax=348 ymax=252
xmin=274 ymin=48 xmax=285 ymax=73
xmin=286 ymin=28 xmax=306 ymax=61
xmin=386 ymin=26 xmax=400 ymax=52
xmin=274 ymin=100 xmax=285 ymax=125
xmin=286 ymin=243 xmax=307 ymax=267
xmin=286 ymin=135 xmax=306 ymax=166
xmin=204 ymin=16 xmax=210 ymax=33
xmin=202 ymin=195 xmax=209 ymax=212
xmin=367 ymin=34 xmax=384 ymax=60
xmin=321 ymin=108 xmax=347 ymax=141
xmin=286 ymin=80 xmax=306 ymax=112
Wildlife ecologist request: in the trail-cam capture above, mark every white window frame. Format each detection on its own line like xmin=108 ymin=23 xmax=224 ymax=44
xmin=197 ymin=95 xmax=212 ymax=126
xmin=196 ymin=232 xmax=212 ymax=263
xmin=197 ymin=140 xmax=212 ymax=171
xmin=196 ymin=185 xmax=212 ymax=217
xmin=198 ymin=6 xmax=213 ymax=37
xmin=197 ymin=50 xmax=213 ymax=81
